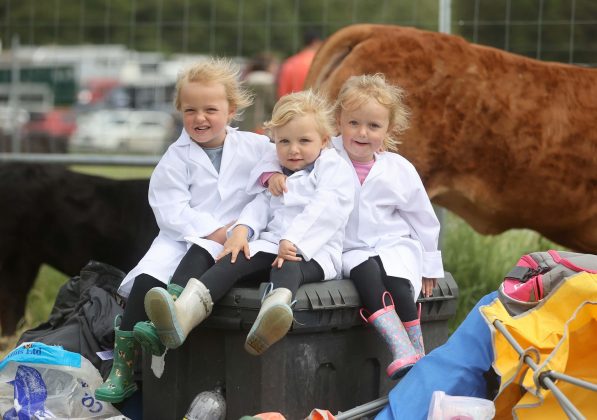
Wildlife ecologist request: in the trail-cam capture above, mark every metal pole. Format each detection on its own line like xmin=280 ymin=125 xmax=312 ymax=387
xmin=79 ymin=0 xmax=85 ymax=44
xmin=9 ymin=35 xmax=21 ymax=154
xmin=335 ymin=396 xmax=389 ymax=420
xmin=438 ymin=0 xmax=451 ymax=34
xmin=293 ymin=0 xmax=300 ymax=53
xmin=104 ymin=0 xmax=111 ymax=44
xmin=504 ymin=0 xmax=511 ymax=51
xmin=28 ymin=0 xmax=35 ymax=45
xmin=568 ymin=0 xmax=576 ymax=64
xmin=436 ymin=0 xmax=452 ymax=250
xmin=209 ymin=0 xmax=216 ymax=56
xmin=3 ymin=0 xmax=10 ymax=49
xmin=546 ymin=371 xmax=597 ymax=392
xmin=54 ymin=0 xmax=61 ymax=44
xmin=493 ymin=320 xmax=586 ymax=420
xmin=265 ymin=0 xmax=272 ymax=53
xmin=0 ymin=153 xmax=160 ymax=167
xmin=182 ymin=0 xmax=189 ymax=53
xmin=130 ymin=0 xmax=137 ymax=50
xmin=236 ymin=0 xmax=244 ymax=58
xmin=472 ymin=0 xmax=480 ymax=43
xmin=156 ymin=0 xmax=163 ymax=52
xmin=536 ymin=0 xmax=544 ymax=60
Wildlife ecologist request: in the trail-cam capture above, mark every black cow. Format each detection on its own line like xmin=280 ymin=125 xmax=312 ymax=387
xmin=0 ymin=163 xmax=158 ymax=336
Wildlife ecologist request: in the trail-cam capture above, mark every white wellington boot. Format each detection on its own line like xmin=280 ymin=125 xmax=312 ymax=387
xmin=245 ymin=286 xmax=293 ymax=356
xmin=145 ymin=278 xmax=213 ymax=349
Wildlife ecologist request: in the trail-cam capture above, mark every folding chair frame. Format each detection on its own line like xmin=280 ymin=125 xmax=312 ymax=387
xmin=493 ymin=319 xmax=595 ymax=420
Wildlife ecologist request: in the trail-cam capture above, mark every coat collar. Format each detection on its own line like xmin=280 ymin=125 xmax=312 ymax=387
xmin=176 ymin=127 xmax=239 ymax=177
xmin=332 ymin=136 xmax=385 ymax=185
xmin=281 ymin=161 xmax=316 ymax=176
xmin=363 ymin=151 xmax=386 ymax=184
xmin=219 ymin=126 xmax=239 ymax=175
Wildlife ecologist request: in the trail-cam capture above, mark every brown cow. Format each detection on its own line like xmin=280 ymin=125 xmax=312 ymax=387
xmin=306 ymin=24 xmax=597 ymax=253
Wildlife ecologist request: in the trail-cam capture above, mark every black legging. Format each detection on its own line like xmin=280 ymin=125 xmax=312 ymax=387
xmin=200 ymin=251 xmax=324 ymax=302
xmin=120 ymin=244 xmax=215 ymax=331
xmin=350 ymin=256 xmax=418 ymax=322
xmin=120 ymin=245 xmax=323 ymax=330
xmin=170 ymin=244 xmax=216 ymax=287
xmin=120 ymin=273 xmax=165 ymax=331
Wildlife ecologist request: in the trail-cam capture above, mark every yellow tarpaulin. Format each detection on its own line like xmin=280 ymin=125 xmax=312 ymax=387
xmin=481 ymin=272 xmax=597 ymax=420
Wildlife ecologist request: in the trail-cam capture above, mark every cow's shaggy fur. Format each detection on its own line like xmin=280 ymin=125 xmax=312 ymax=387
xmin=0 ymin=163 xmax=157 ymax=335
xmin=306 ymin=24 xmax=597 ymax=253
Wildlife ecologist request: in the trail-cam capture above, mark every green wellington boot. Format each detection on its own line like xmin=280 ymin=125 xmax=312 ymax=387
xmin=96 ymin=317 xmax=140 ymax=403
xmin=133 ymin=283 xmax=184 ymax=356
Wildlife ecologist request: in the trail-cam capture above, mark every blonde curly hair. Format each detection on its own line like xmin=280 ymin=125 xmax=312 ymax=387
xmin=264 ymin=89 xmax=335 ymax=143
xmin=334 ymin=73 xmax=410 ymax=152
xmin=173 ymin=57 xmax=253 ymax=121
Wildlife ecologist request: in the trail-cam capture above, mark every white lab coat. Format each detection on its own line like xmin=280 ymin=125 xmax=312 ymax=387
xmin=118 ymin=127 xmax=273 ymax=298
xmin=234 ymin=147 xmax=355 ymax=280
xmin=332 ymin=137 xmax=444 ymax=300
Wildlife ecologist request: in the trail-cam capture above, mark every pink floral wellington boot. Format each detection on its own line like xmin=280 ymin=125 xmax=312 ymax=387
xmin=361 ymin=292 xmax=421 ymax=379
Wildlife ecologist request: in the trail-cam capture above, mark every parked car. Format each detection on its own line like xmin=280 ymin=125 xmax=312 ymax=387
xmin=69 ymin=109 xmax=177 ymax=154
xmin=0 ymin=106 xmax=30 ymax=152
xmin=0 ymin=106 xmax=30 ymax=135
xmin=22 ymin=109 xmax=77 ymax=153
xmin=77 ymin=78 xmax=121 ymax=106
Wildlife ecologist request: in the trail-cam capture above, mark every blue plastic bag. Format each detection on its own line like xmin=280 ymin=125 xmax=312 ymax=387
xmin=0 ymin=342 xmax=124 ymax=419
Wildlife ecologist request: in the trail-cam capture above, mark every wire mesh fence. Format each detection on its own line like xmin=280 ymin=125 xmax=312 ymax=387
xmin=2 ymin=0 xmax=440 ymax=58
xmin=0 ymin=0 xmax=595 ymax=164
xmin=2 ymin=0 xmax=594 ymax=64
xmin=455 ymin=0 xmax=597 ymax=65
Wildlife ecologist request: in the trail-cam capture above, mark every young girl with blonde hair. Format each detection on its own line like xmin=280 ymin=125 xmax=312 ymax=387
xmin=266 ymin=74 xmax=443 ymax=379
xmin=96 ymin=58 xmax=274 ymax=403
xmin=334 ymin=74 xmax=444 ymax=378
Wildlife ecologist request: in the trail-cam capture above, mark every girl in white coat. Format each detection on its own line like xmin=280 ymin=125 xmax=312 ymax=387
xmin=96 ymin=58 xmax=273 ymax=403
xmin=144 ymin=90 xmax=354 ymax=357
xmin=267 ymin=75 xmax=444 ymax=379
xmin=335 ymin=74 xmax=444 ymax=379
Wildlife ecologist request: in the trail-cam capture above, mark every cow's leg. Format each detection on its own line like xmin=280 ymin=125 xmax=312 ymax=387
xmin=0 ymin=263 xmax=40 ymax=336
xmin=0 ymin=292 xmax=20 ymax=336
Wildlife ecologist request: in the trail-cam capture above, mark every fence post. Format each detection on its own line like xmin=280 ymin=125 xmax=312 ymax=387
xmin=9 ymin=35 xmax=22 ymax=154
xmin=439 ymin=0 xmax=451 ymax=34
xmin=436 ymin=0 xmax=451 ymax=249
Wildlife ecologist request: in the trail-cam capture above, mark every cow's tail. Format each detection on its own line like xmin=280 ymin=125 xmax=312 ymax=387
xmin=305 ymin=24 xmax=379 ymax=89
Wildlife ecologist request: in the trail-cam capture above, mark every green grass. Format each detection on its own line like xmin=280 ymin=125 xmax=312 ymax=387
xmin=70 ymin=165 xmax=153 ymax=179
xmin=0 ymin=265 xmax=68 ymax=357
xmin=1 ymin=172 xmax=562 ymax=357
xmin=24 ymin=265 xmax=69 ymax=326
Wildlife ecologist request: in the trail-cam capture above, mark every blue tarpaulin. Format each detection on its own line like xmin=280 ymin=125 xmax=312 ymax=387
xmin=376 ymin=292 xmax=498 ymax=420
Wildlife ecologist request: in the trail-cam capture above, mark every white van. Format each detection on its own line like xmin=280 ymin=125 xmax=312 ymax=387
xmin=70 ymin=109 xmax=177 ymax=154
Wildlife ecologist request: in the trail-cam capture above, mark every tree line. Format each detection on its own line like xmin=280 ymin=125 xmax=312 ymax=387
xmin=1 ymin=0 xmax=595 ymax=64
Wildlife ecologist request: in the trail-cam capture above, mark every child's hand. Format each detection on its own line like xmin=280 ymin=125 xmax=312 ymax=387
xmin=422 ymin=277 xmax=437 ymax=297
xmin=268 ymin=173 xmax=288 ymax=196
xmin=205 ymin=222 xmax=234 ymax=245
xmin=216 ymin=225 xmax=250 ymax=263
xmin=272 ymin=239 xmax=302 ymax=268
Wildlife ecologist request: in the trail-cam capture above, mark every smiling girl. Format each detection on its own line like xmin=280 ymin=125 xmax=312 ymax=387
xmin=334 ymin=74 xmax=444 ymax=379
xmin=96 ymin=58 xmax=274 ymax=403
